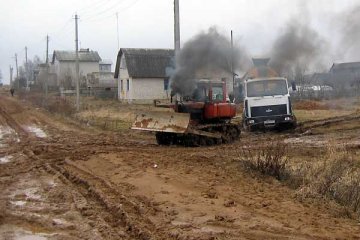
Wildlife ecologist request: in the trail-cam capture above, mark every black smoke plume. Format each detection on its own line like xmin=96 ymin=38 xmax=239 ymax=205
xmin=269 ymin=19 xmax=327 ymax=76
xmin=170 ymin=27 xmax=248 ymax=96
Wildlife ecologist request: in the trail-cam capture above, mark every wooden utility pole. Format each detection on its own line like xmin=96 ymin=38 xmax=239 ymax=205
xmin=9 ymin=65 xmax=13 ymax=87
xmin=25 ymin=46 xmax=28 ymax=89
xmin=45 ymin=35 xmax=49 ymax=99
xmin=231 ymin=30 xmax=235 ymax=92
xmin=116 ymin=12 xmax=120 ymax=50
xmin=15 ymin=54 xmax=18 ymax=78
xmin=174 ymin=0 xmax=180 ymax=57
xmin=75 ymin=14 xmax=80 ymax=111
xmin=15 ymin=53 xmax=19 ymax=89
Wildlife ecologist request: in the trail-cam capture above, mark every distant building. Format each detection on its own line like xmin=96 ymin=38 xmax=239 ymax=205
xmin=86 ymin=60 xmax=115 ymax=87
xmin=329 ymin=62 xmax=360 ymax=92
xmin=114 ymin=48 xmax=174 ymax=101
xmin=99 ymin=60 xmax=112 ymax=73
xmin=330 ymin=62 xmax=360 ymax=75
xmin=35 ymin=64 xmax=57 ymax=89
xmin=51 ymin=49 xmax=101 ymax=89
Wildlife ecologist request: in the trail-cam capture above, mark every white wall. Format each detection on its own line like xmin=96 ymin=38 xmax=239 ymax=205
xmin=118 ymin=60 xmax=130 ymax=100
xmin=53 ymin=60 xmax=99 ymax=87
xmin=131 ymin=78 xmax=169 ymax=100
xmin=117 ymin=54 xmax=169 ymax=101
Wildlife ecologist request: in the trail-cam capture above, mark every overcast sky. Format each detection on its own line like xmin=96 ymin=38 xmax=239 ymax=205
xmin=0 ymin=0 xmax=359 ymax=84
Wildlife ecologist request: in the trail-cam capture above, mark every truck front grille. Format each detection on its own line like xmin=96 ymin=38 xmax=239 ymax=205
xmin=250 ymin=104 xmax=287 ymax=117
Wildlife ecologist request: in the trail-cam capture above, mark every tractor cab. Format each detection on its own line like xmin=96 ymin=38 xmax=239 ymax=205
xmin=175 ymin=79 xmax=236 ymax=122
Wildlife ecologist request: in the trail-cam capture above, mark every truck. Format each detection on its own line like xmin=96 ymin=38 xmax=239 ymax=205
xmin=242 ymin=58 xmax=297 ymax=131
xmin=132 ymin=79 xmax=241 ymax=146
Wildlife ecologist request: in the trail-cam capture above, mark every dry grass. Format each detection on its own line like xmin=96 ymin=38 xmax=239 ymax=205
xmin=293 ymin=100 xmax=331 ymax=110
xmin=235 ymin=142 xmax=360 ymax=218
xmin=292 ymin=145 xmax=360 ymax=217
xmin=237 ymin=143 xmax=289 ymax=180
xmin=18 ymin=91 xmax=75 ymax=115
xmin=294 ymin=109 xmax=353 ymax=123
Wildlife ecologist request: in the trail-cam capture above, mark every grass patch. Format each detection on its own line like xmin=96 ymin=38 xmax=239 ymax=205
xmin=237 ymin=142 xmax=289 ymax=180
xmin=233 ymin=143 xmax=360 ymax=218
xmin=294 ymin=109 xmax=352 ymax=123
xmin=294 ymin=146 xmax=360 ymax=216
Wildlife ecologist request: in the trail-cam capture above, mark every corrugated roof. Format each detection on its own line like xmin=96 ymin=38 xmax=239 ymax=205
xmin=330 ymin=62 xmax=360 ymax=72
xmin=114 ymin=48 xmax=175 ymax=78
xmin=100 ymin=59 xmax=112 ymax=65
xmin=52 ymin=50 xmax=101 ymax=63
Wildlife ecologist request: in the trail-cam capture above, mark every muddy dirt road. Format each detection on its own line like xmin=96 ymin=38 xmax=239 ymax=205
xmin=0 ymin=95 xmax=359 ymax=240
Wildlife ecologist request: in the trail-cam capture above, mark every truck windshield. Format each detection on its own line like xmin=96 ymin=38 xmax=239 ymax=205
xmin=247 ymin=79 xmax=288 ymax=97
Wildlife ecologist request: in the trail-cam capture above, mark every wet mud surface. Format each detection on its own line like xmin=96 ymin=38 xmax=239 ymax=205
xmin=0 ymin=95 xmax=360 ymax=239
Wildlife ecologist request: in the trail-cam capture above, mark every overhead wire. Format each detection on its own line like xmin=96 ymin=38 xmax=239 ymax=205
xmin=49 ymin=18 xmax=73 ymax=39
xmin=81 ymin=0 xmax=128 ymax=21
xmin=80 ymin=0 xmax=120 ymax=18
xmin=76 ymin=0 xmax=112 ymax=15
xmin=83 ymin=0 xmax=140 ymax=23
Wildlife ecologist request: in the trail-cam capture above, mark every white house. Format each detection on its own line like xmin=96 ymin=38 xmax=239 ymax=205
xmin=51 ymin=49 xmax=101 ymax=89
xmin=114 ymin=48 xmax=174 ymax=102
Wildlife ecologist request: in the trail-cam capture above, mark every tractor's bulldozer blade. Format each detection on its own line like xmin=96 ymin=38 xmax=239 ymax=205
xmin=131 ymin=111 xmax=190 ymax=133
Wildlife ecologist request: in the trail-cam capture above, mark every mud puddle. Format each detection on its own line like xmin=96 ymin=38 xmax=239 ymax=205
xmin=25 ymin=125 xmax=47 ymax=138
xmin=0 ymin=155 xmax=13 ymax=164
xmin=0 ymin=125 xmax=18 ymax=146
xmin=0 ymin=225 xmax=54 ymax=240
xmin=284 ymin=136 xmax=328 ymax=146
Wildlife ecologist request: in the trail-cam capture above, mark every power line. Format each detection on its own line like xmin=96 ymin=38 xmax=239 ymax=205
xmin=50 ymin=18 xmax=73 ymax=38
xmin=81 ymin=0 xmax=127 ymax=20
xmin=82 ymin=0 xmax=124 ymax=20
xmin=83 ymin=0 xmax=140 ymax=23
xmin=78 ymin=0 xmax=113 ymax=15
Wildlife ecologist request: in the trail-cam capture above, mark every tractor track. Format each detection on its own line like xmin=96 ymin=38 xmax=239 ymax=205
xmin=20 ymin=135 xmax=174 ymax=239
xmin=44 ymin=159 xmax=171 ymax=240
xmin=0 ymin=97 xmax=29 ymax=138
xmin=2 ymin=137 xmax=169 ymax=239
xmin=0 ymin=96 xmax=171 ymax=239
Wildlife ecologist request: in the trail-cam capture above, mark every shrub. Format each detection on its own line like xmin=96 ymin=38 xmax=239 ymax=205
xmin=238 ymin=143 xmax=289 ymax=180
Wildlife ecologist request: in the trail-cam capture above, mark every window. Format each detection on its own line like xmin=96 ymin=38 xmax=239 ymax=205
xmin=126 ymin=79 xmax=130 ymax=91
xmin=120 ymin=80 xmax=123 ymax=91
xmin=247 ymin=79 xmax=288 ymax=97
xmin=193 ymin=86 xmax=209 ymax=101
xmin=212 ymin=86 xmax=224 ymax=101
xmin=164 ymin=78 xmax=169 ymax=90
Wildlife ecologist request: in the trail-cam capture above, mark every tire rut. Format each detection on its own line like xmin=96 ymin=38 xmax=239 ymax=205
xmin=45 ymin=159 xmax=172 ymax=240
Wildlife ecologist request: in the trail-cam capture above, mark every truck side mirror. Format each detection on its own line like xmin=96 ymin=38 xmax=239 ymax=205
xmin=291 ymin=81 xmax=296 ymax=91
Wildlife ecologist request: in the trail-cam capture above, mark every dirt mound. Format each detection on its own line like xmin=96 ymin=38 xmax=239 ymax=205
xmin=294 ymin=100 xmax=332 ymax=110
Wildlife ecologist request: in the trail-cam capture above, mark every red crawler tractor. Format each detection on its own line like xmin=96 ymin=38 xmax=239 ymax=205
xmin=132 ymin=79 xmax=241 ymax=146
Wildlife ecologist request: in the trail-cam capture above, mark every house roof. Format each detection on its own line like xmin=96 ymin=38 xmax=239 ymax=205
xmin=52 ymin=50 xmax=101 ymax=63
xmin=330 ymin=62 xmax=360 ymax=72
xmin=114 ymin=48 xmax=175 ymax=78
xmin=100 ymin=59 xmax=112 ymax=65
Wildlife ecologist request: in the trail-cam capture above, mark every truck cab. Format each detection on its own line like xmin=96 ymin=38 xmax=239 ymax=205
xmin=243 ymin=77 xmax=296 ymax=130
